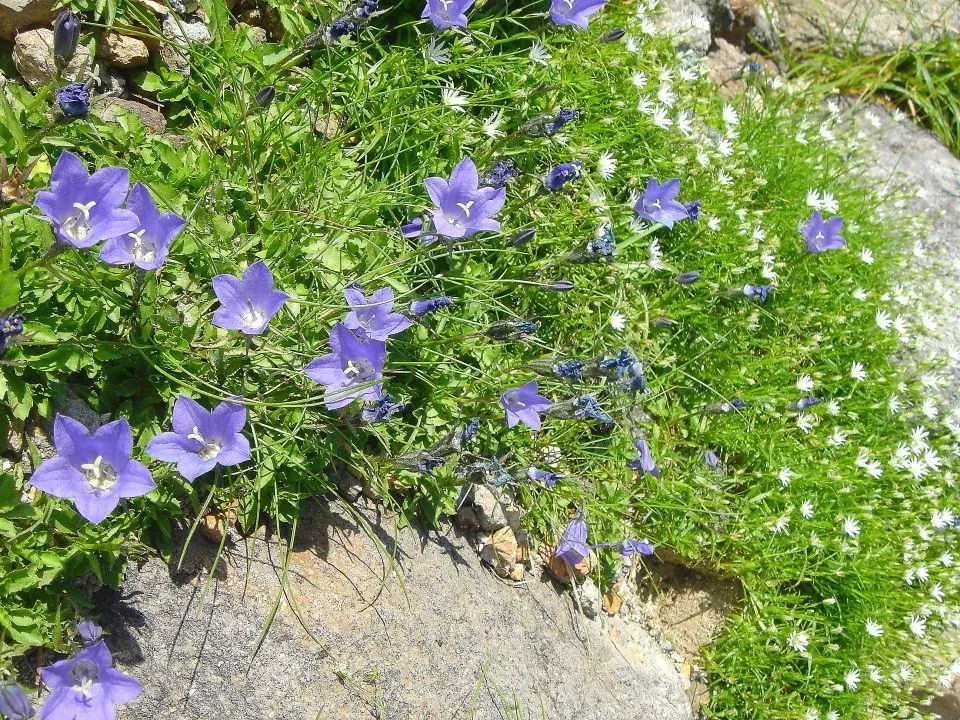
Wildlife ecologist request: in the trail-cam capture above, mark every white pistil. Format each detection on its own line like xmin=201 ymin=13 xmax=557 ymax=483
xmin=456 ymin=200 xmax=474 ymax=216
xmin=129 ymin=229 xmax=155 ymax=262
xmin=63 ymin=200 xmax=97 ymax=241
xmin=187 ymin=426 xmax=222 ymax=460
xmin=239 ymin=300 xmax=265 ymax=330
xmin=81 ymin=455 xmax=117 ymax=492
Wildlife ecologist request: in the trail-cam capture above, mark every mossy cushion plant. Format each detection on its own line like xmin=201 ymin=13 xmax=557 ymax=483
xmin=1 ymin=0 xmax=959 ymax=717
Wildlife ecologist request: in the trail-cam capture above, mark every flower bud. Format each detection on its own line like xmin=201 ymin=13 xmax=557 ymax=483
xmin=77 ymin=620 xmax=103 ymax=645
xmin=53 ymin=10 xmax=80 ymax=65
xmin=677 ymin=271 xmax=700 ymax=285
xmin=254 ymin=85 xmax=276 ymax=108
xmin=511 ymin=228 xmax=536 ymax=245
xmin=599 ymin=27 xmax=625 ymax=42
xmin=56 ymin=82 xmax=90 ymax=117
xmin=0 ymin=685 xmax=35 ymax=720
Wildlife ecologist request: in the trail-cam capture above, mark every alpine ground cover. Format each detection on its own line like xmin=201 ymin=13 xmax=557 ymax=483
xmin=2 ymin=0 xmax=960 ymax=717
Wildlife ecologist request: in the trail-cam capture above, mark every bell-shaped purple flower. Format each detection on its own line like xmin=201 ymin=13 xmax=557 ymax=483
xmin=211 ymin=260 xmax=289 ymax=335
xmin=29 ymin=416 xmax=155 ymax=525
xmin=145 ymin=396 xmax=251 ymax=482
xmin=343 ymin=286 xmax=412 ymax=340
xmin=0 ymin=685 xmax=34 ymax=720
xmin=304 ymin=323 xmax=387 ymax=409
xmin=633 ymin=178 xmax=690 ymax=229
xmin=34 ymin=151 xmax=140 ymax=249
xmin=500 ymin=380 xmax=553 ymax=430
xmin=549 ymin=0 xmax=608 ymax=28
xmin=40 ymin=641 xmax=142 ymax=719
xmin=421 ymin=0 xmax=475 ymax=29
xmin=555 ymin=515 xmax=590 ymax=565
xmin=99 ymin=182 xmax=185 ymax=271
xmin=801 ymin=211 xmax=846 ymax=253
xmin=425 ymin=158 xmax=506 ymax=240
xmin=627 ymin=437 xmax=660 ymax=478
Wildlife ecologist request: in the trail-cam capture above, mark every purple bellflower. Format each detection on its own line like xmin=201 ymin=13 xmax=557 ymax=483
xmin=500 ymin=380 xmax=553 ymax=430
xmin=425 ymin=158 xmax=506 ymax=240
xmin=29 ymin=416 xmax=155 ymax=525
xmin=305 ymin=323 xmax=387 ymax=409
xmin=633 ymin=178 xmax=690 ymax=229
xmin=801 ymin=211 xmax=846 ymax=253
xmin=627 ymin=437 xmax=660 ymax=478
xmin=621 ymin=538 xmax=654 ymax=557
xmin=99 ymin=182 xmax=185 ymax=271
xmin=40 ymin=641 xmax=142 ymax=720
xmin=343 ymin=286 xmax=412 ymax=340
xmin=0 ymin=685 xmax=34 ymax=720
xmin=145 ymin=396 xmax=251 ymax=482
xmin=549 ymin=0 xmax=608 ymax=28
xmin=77 ymin=621 xmax=103 ymax=646
xmin=409 ymin=296 xmax=454 ymax=317
xmin=421 ymin=0 xmax=475 ymax=29
xmin=527 ymin=466 xmax=564 ymax=488
xmin=212 ymin=260 xmax=289 ymax=336
xmin=543 ymin=161 xmax=582 ymax=192
xmin=555 ymin=515 xmax=590 ymax=565
xmin=34 ymin=151 xmax=140 ymax=249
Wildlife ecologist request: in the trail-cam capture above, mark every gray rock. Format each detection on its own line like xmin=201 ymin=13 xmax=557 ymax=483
xmin=771 ymin=0 xmax=960 ymax=56
xmin=574 ymin=577 xmax=602 ymax=619
xmin=470 ymin=483 xmax=508 ymax=531
xmin=650 ymin=0 xmax=713 ymax=58
xmin=161 ymin=13 xmax=212 ymax=45
xmin=705 ymin=37 xmax=780 ymax=97
xmin=94 ymin=97 xmax=167 ymax=133
xmin=157 ymin=42 xmax=191 ymax=76
xmin=103 ymin=502 xmax=692 ymax=720
xmin=0 ymin=0 xmax=57 ymax=41
xmin=12 ymin=28 xmax=92 ymax=90
xmin=168 ymin=0 xmax=199 ymax=13
xmin=721 ymin=0 xmax=777 ymax=50
xmin=93 ymin=61 xmax=126 ymax=94
xmin=96 ymin=32 xmax=150 ymax=68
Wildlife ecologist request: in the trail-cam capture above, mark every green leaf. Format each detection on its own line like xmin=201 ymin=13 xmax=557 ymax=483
xmin=0 ymin=271 xmax=20 ymax=309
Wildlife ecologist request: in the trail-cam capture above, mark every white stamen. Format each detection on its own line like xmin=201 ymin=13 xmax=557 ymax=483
xmin=80 ymin=455 xmax=117 ymax=492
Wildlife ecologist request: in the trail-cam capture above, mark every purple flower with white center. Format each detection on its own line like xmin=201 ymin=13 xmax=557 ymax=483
xmin=304 ymin=323 xmax=387 ymax=409
xmin=527 ymin=466 xmax=564 ymax=488
xmin=145 ymin=397 xmax=251 ymax=482
xmin=39 ymin=641 xmax=142 ymax=720
xmin=549 ymin=0 xmax=608 ymax=28
xmin=211 ymin=260 xmax=289 ymax=336
xmin=801 ymin=211 xmax=846 ymax=253
xmin=627 ymin=437 xmax=660 ymax=478
xmin=56 ymin=83 xmax=90 ymax=117
xmin=633 ymin=178 xmax=690 ymax=229
xmin=621 ymin=538 xmax=654 ymax=557
xmin=543 ymin=161 xmax=582 ymax=192
xmin=34 ymin=151 xmax=140 ymax=249
xmin=29 ymin=416 xmax=155 ymax=525
xmin=421 ymin=0 xmax=475 ymax=29
xmin=555 ymin=515 xmax=589 ymax=565
xmin=409 ymin=296 xmax=454 ymax=317
xmin=500 ymin=380 xmax=553 ymax=430
xmin=77 ymin=621 xmax=102 ymax=646
xmin=99 ymin=182 xmax=185 ymax=271
xmin=425 ymin=158 xmax=506 ymax=240
xmin=0 ymin=685 xmax=34 ymax=720
xmin=344 ymin=286 xmax=412 ymax=341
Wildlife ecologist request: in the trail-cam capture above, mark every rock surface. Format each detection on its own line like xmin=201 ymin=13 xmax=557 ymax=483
xmin=650 ymin=0 xmax=713 ymax=58
xmin=0 ymin=0 xmax=57 ymax=41
xmin=161 ymin=13 xmax=212 ymax=45
xmin=770 ymin=0 xmax=960 ymax=55
xmin=93 ymin=97 xmax=167 ymax=133
xmin=100 ymin=501 xmax=692 ymax=720
xmin=12 ymin=28 xmax=92 ymax=90
xmin=96 ymin=32 xmax=150 ymax=68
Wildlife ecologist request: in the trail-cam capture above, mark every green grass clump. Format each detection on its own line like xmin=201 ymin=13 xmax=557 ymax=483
xmin=2 ymin=0 xmax=960 ymax=718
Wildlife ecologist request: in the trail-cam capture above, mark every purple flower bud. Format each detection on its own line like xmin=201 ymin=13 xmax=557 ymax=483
xmin=743 ymin=62 xmax=762 ymax=73
xmin=527 ymin=466 xmax=564 ymax=488
xmin=361 ymin=392 xmax=406 ymax=423
xmin=543 ymin=161 xmax=582 ymax=192
xmin=794 ymin=396 xmax=824 ymax=411
xmin=511 ymin=228 xmax=536 ymax=245
xmin=599 ymin=27 xmax=625 ymax=41
xmin=401 ymin=217 xmax=424 ymax=239
xmin=653 ymin=317 xmax=675 ymax=328
xmin=255 ymin=85 xmax=276 ymax=107
xmin=0 ymin=685 xmax=34 ymax=720
xmin=484 ymin=319 xmax=539 ymax=340
xmin=627 ymin=437 xmax=659 ymax=477
xmin=53 ymin=10 xmax=80 ymax=65
xmin=409 ymin=295 xmax=454 ymax=317
xmin=553 ymin=359 xmax=585 ymax=380
xmin=1 ymin=312 xmax=25 ymax=358
xmin=77 ymin=620 xmax=103 ymax=645
xmin=56 ymin=82 xmax=90 ymax=117
xmin=627 ymin=360 xmax=648 ymax=393
xmin=677 ymin=271 xmax=700 ymax=285
xmin=742 ymin=283 xmax=774 ymax=303
xmin=704 ymin=450 xmax=719 ymax=468
xmin=621 ymin=538 xmax=654 ymax=557
xmin=731 ymin=398 xmax=747 ymax=410
xmin=547 ymin=280 xmax=575 ymax=291
xmin=684 ymin=200 xmax=701 ymax=220
xmin=481 ymin=159 xmax=518 ymax=188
